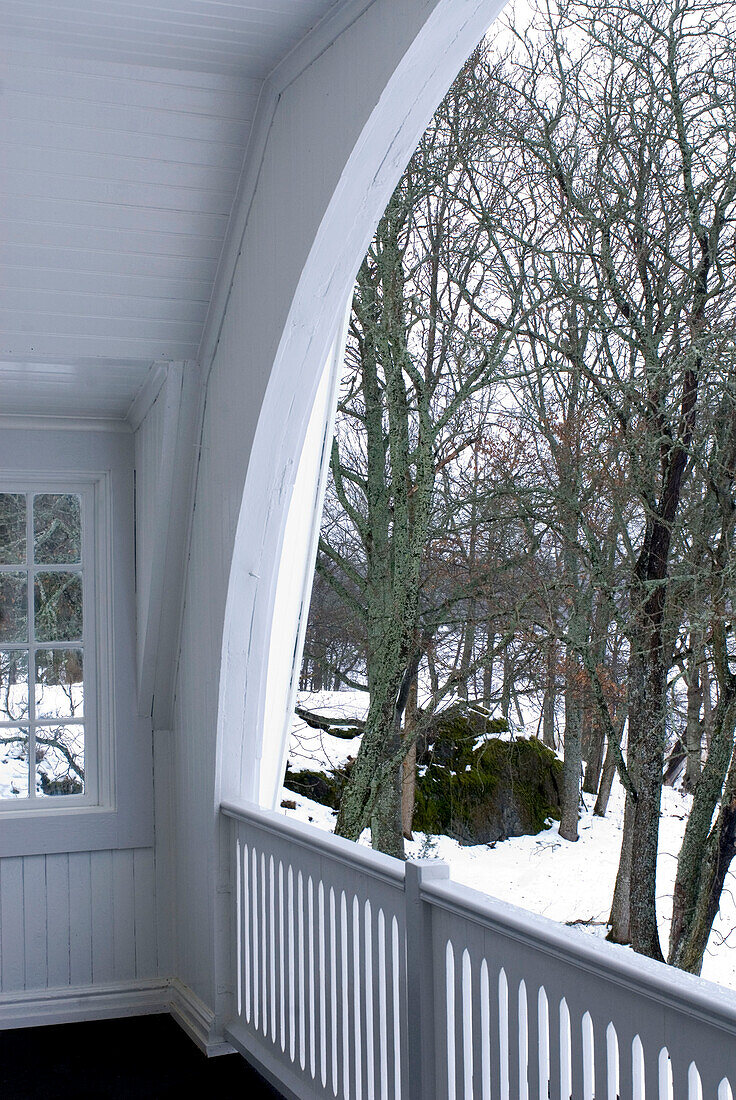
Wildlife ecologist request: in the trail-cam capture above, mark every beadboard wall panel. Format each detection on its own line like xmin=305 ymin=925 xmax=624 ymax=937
xmin=0 ymin=848 xmax=159 ymax=995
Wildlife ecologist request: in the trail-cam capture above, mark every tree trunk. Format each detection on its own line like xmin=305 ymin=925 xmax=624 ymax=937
xmin=626 ymin=626 xmax=667 ymax=961
xmin=672 ymin=781 xmax=736 ymax=974
xmin=594 ymin=710 xmax=626 ymax=818
xmin=669 ymin=622 xmax=736 ymax=970
xmin=542 ymin=638 xmax=556 ymax=749
xmin=560 ymin=649 xmax=582 ymax=842
xmin=501 ymin=647 xmax=512 ymax=721
xmin=608 ymin=796 xmax=634 ymax=943
xmin=582 ymin=712 xmax=604 ymax=795
xmin=482 ymin=626 xmax=495 ymax=711
xmin=401 ymin=675 xmax=419 ymax=839
xmin=683 ymin=638 xmax=704 ymax=792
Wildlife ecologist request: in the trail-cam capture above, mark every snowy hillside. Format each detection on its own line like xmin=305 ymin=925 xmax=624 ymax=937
xmin=283 ymin=691 xmax=736 ymax=993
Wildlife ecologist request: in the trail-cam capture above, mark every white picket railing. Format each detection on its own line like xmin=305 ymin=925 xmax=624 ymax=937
xmin=221 ymin=801 xmax=736 ymax=1099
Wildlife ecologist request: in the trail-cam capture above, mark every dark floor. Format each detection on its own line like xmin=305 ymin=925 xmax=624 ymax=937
xmin=0 ymin=1013 xmax=285 ymax=1099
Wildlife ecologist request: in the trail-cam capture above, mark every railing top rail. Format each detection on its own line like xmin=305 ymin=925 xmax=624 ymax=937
xmin=423 ymin=876 xmax=736 ymax=1035
xmin=221 ymin=799 xmax=405 ymax=889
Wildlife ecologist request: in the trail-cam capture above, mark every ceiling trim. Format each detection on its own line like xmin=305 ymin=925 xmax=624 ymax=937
xmin=0 ymin=414 xmax=132 ymax=433
xmin=196 ymin=0 xmax=379 ymax=375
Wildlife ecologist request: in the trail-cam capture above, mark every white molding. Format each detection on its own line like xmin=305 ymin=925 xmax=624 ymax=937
xmin=0 ymin=977 xmax=233 ymax=1058
xmin=0 ymin=979 xmax=170 ymax=1031
xmin=269 ymin=0 xmax=379 ymax=95
xmin=126 ymin=362 xmax=169 ymax=433
xmin=169 ymin=978 xmax=234 ymax=1057
xmin=136 ymin=363 xmax=184 ymax=715
xmin=0 ymin=415 xmax=130 ymax=434
xmin=197 ymin=84 xmax=279 ymax=376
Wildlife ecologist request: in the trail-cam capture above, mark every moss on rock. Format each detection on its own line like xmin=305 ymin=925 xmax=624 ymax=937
xmin=413 ymin=707 xmax=562 ymax=844
xmin=283 ymin=704 xmax=562 ymax=845
xmin=283 ymin=767 xmax=347 ymax=809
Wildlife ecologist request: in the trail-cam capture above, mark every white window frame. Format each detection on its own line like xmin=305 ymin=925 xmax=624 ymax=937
xmin=0 ymin=471 xmax=112 ymax=817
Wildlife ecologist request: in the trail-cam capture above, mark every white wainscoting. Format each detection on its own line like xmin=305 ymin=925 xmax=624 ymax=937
xmin=0 ymin=849 xmax=158 ymax=995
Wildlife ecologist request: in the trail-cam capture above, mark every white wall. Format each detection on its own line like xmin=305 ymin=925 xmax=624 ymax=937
xmin=170 ymin=0 xmax=505 ymax=1034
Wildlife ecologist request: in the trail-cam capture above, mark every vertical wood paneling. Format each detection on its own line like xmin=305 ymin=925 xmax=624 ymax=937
xmin=22 ymin=856 xmax=48 ymax=990
xmin=0 ymin=847 xmax=159 ymax=996
xmin=90 ymin=850 xmax=115 ymax=985
xmin=45 ymin=854 xmax=70 ymax=989
xmin=1 ymin=858 xmax=25 ymax=992
xmin=68 ymin=851 xmax=93 ymax=987
xmin=134 ymin=848 xmax=157 ymax=980
xmin=112 ymin=849 xmax=136 ymax=982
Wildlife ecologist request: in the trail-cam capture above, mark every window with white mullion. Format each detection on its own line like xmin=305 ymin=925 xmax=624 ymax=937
xmin=26 ymin=489 xmax=35 ymax=800
xmin=0 ymin=488 xmax=88 ymax=802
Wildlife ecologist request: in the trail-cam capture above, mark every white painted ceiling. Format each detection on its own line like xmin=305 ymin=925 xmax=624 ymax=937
xmin=0 ymin=0 xmax=342 ymax=420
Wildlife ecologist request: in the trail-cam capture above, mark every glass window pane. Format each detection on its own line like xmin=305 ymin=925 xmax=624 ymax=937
xmin=0 ymin=726 xmax=29 ymax=798
xmin=33 ymin=494 xmax=81 ymax=565
xmin=35 ymin=649 xmax=83 ymax=719
xmin=0 ymin=651 xmax=28 ymax=723
xmin=36 ymin=724 xmax=84 ymax=796
xmin=34 ymin=572 xmax=83 ymax=643
xmin=0 ymin=495 xmax=26 ymax=565
xmin=0 ymin=573 xmax=28 ymax=643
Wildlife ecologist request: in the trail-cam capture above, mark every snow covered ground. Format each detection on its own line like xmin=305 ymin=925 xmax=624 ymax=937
xmin=283 ymin=690 xmax=736 ymax=992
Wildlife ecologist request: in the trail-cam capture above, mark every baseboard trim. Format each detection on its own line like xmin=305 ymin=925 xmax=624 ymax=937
xmin=0 ymin=978 xmax=235 ymax=1058
xmin=0 ymin=978 xmax=170 ymax=1031
xmin=168 ymin=977 xmax=235 ymax=1057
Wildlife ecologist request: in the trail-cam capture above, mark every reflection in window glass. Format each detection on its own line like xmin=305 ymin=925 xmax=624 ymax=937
xmin=36 ymin=725 xmax=84 ymax=796
xmin=0 ymin=651 xmax=28 ymax=722
xmin=35 ymin=649 xmax=83 ymax=719
xmin=0 ymin=727 xmax=29 ymax=798
xmin=0 ymin=573 xmax=28 ymax=644
xmin=0 ymin=495 xmax=26 ymax=565
xmin=33 ymin=495 xmax=81 ymax=565
xmin=34 ymin=572 xmax=83 ymax=643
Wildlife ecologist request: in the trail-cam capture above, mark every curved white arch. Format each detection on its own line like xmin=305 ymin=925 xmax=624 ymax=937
xmin=216 ymin=0 xmax=506 ymax=810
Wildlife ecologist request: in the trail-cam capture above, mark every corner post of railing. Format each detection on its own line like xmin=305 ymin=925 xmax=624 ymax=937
xmin=405 ymin=859 xmax=450 ymax=1100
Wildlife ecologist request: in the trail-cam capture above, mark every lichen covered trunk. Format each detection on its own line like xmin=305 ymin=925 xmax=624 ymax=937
xmin=669 ymin=622 xmax=736 ymax=970
xmin=626 ymin=625 xmax=667 ymax=961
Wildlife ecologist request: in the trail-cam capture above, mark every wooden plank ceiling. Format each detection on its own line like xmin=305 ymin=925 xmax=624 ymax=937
xmin=0 ymin=0 xmax=341 ymax=420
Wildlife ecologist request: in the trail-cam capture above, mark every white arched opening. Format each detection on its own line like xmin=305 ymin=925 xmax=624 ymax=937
xmin=258 ymin=312 xmax=349 ymax=804
xmin=215 ymin=0 xmax=507 ymax=811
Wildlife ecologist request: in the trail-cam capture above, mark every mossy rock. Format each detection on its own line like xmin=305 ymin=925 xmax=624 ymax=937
xmin=283 ymin=705 xmax=561 ymax=845
xmin=283 ymin=767 xmax=347 ymax=809
xmin=415 ymin=703 xmax=509 ymax=769
xmin=413 ymin=725 xmax=562 ymax=845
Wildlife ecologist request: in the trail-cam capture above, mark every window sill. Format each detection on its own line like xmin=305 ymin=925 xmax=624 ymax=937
xmin=0 ymin=801 xmax=153 ymax=858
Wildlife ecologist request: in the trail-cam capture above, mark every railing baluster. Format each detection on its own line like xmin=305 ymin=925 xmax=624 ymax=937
xmin=307 ymin=875 xmax=316 ymax=1079
xmin=469 ymin=948 xmax=485 ymax=1100
xmin=286 ymin=863 xmax=296 ymax=1063
xmin=548 ymin=994 xmax=562 ymax=1100
xmin=641 ymin=1038 xmax=662 ymax=1100
xmin=277 ymin=859 xmax=285 ymax=1053
xmin=339 ymin=890 xmax=351 ymax=1099
xmin=618 ymin=1028 xmax=634 ymax=1100
xmin=317 ymin=881 xmax=328 ymax=1089
xmin=526 ymin=980 xmax=541 ymax=1100
xmin=351 ymin=895 xmax=364 ymax=1100
xmin=507 ymin=970 xmax=522 ymax=1100
xmin=590 ymin=1013 xmax=609 ymax=1100
xmin=568 ymin=1000 xmax=584 ymax=1100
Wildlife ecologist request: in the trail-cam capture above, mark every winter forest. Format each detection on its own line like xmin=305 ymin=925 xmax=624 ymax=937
xmin=282 ymin=0 xmax=736 ymax=986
